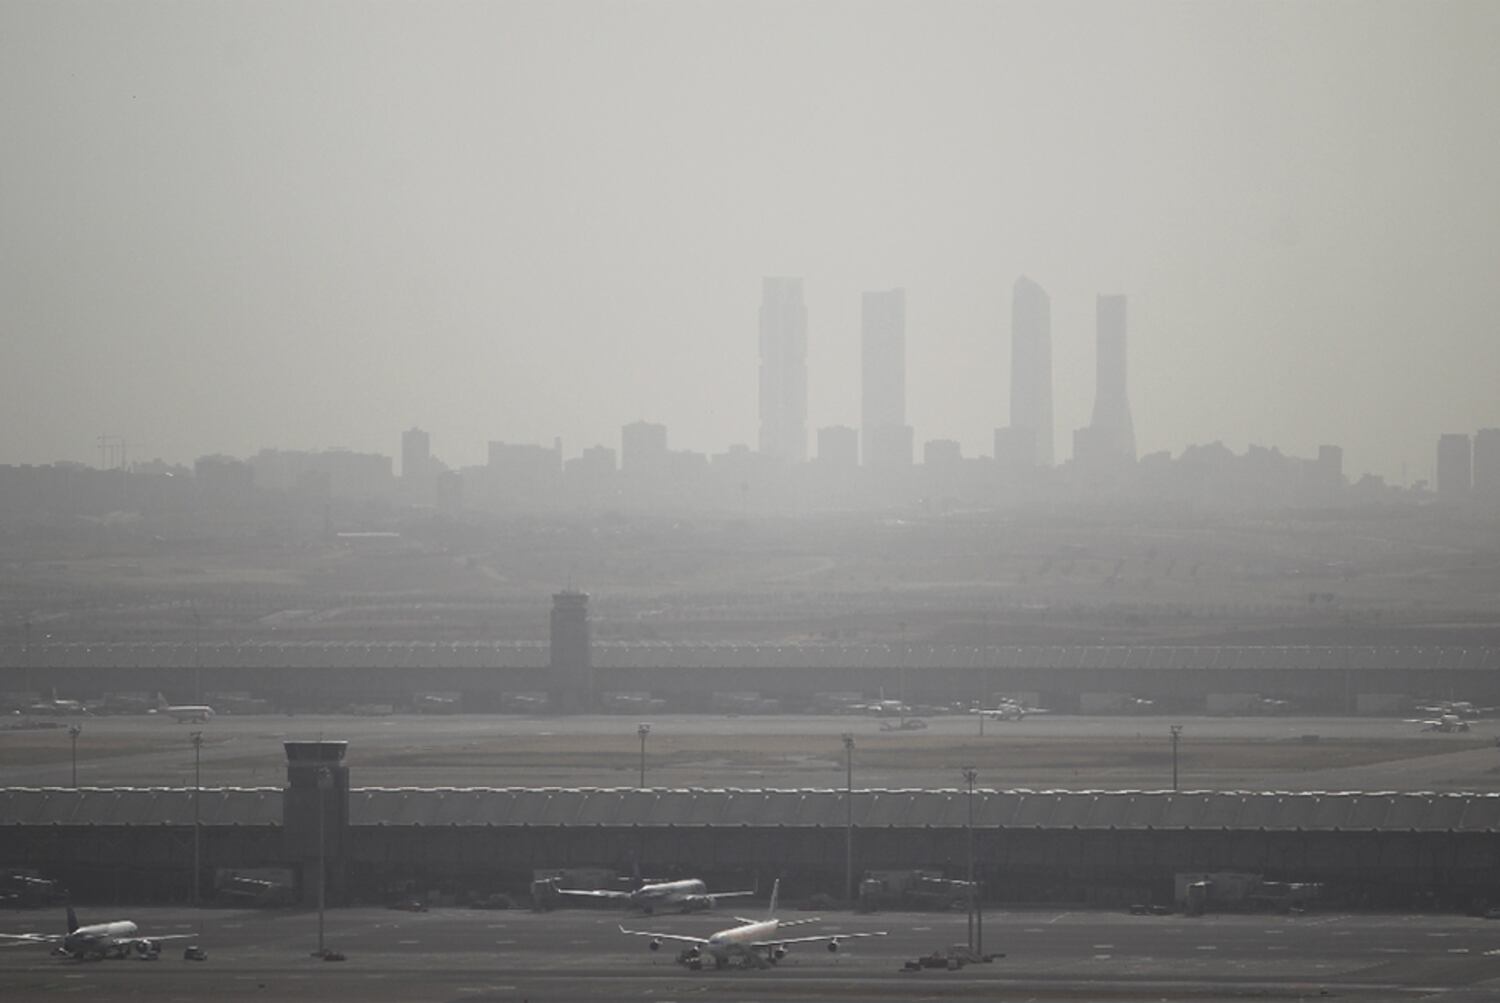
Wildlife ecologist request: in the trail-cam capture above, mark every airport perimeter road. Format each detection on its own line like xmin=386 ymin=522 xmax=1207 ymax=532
xmin=5 ymin=712 xmax=1498 ymax=792
xmin=4 ymin=906 xmax=1500 ymax=1001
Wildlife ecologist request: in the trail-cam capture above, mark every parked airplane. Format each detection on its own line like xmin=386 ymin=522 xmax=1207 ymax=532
xmin=853 ymin=699 xmax=911 ymax=717
xmin=551 ymin=877 xmax=756 ymax=913
xmin=151 ymin=693 xmax=214 ymax=723
xmin=1408 ymin=713 xmax=1471 ymax=733
xmin=971 ymin=698 xmax=1048 ymax=721
xmin=1416 ymin=701 xmax=1496 ymax=720
xmin=619 ymin=879 xmax=886 ymax=969
xmin=26 ymin=690 xmax=88 ymax=717
xmin=0 ymin=906 xmax=195 ymax=960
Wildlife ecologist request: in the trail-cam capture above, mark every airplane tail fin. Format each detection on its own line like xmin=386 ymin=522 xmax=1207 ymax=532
xmin=766 ymin=878 xmax=780 ymax=920
xmin=66 ymin=906 xmax=78 ymax=934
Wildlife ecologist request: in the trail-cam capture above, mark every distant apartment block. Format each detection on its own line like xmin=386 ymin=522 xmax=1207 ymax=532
xmin=1474 ymin=428 xmax=1500 ymax=498
xmin=401 ymin=426 xmax=430 ymax=480
xmin=1436 ymin=433 xmax=1473 ymax=496
xmin=758 ymin=277 xmax=809 ymax=463
xmin=994 ymin=426 xmax=1038 ymax=478
xmin=1010 ymin=276 xmax=1054 ymax=467
xmin=249 ymin=448 xmax=393 ymax=499
xmin=621 ymin=420 xmax=668 ymax=477
xmin=817 ymin=425 xmax=859 ymax=469
xmin=923 ymin=439 xmax=962 ymax=467
xmin=486 ymin=439 xmax=562 ymax=504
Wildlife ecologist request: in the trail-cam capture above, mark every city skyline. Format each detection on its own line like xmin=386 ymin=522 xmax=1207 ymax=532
xmin=2 ymin=3 xmax=1497 ymax=484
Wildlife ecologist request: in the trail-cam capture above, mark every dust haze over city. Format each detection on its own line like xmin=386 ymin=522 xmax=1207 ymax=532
xmin=2 ymin=0 xmax=1500 ymax=674
xmin=11 ymin=6 xmax=1500 ymax=997
xmin=1 ymin=0 xmax=1498 ymax=654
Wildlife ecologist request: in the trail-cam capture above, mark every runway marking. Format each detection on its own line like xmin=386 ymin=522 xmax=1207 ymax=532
xmin=1447 ymin=948 xmax=1471 ymax=954
xmin=1092 ymin=944 xmax=1114 ymax=949
xmin=1195 ymin=945 xmax=1218 ymax=951
xmin=398 ymin=939 xmax=421 ymax=945
xmin=1374 ymin=948 xmax=1409 ymax=954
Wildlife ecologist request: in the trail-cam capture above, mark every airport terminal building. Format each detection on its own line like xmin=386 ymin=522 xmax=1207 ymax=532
xmin=4 ymin=740 xmax=1500 ymax=912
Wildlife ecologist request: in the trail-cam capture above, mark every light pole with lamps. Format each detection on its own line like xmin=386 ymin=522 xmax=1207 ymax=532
xmin=192 ymin=608 xmax=202 ymax=705
xmin=1170 ymin=724 xmax=1183 ymax=792
xmin=190 ymin=731 xmax=203 ymax=906
xmin=962 ymin=766 xmax=978 ymax=952
xmin=637 ymin=723 xmax=651 ymax=789
xmin=68 ymin=725 xmax=82 ymax=788
xmin=843 ymin=733 xmax=855 ymax=904
xmin=316 ymin=765 xmax=331 ymax=957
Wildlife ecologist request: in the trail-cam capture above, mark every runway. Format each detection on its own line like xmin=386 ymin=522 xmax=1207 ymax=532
xmin=5 ymin=904 xmax=1500 ymax=1001
xmin=3 ymin=712 xmax=1496 ymax=792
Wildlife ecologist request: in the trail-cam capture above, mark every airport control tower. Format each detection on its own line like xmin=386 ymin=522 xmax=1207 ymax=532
xmin=549 ymin=590 xmax=592 ymax=713
xmin=283 ymin=740 xmax=349 ymax=906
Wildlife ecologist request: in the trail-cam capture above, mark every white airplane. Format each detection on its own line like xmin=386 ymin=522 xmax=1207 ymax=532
xmin=551 ymin=876 xmax=756 ymax=914
xmin=151 ymin=693 xmax=214 ymax=723
xmin=0 ymin=906 xmax=195 ymax=960
xmin=619 ymin=879 xmax=886 ymax=969
xmin=1407 ymin=713 xmax=1471 ymax=733
xmin=971 ymin=698 xmax=1048 ymax=721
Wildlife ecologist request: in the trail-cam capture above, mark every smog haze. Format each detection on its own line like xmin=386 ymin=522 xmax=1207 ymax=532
xmin=2 ymin=1 xmax=1497 ymax=484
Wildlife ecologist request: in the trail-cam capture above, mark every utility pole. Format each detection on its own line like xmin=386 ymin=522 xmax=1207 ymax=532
xmin=637 ymin=723 xmax=651 ymax=789
xmin=843 ymin=733 xmax=855 ymax=904
xmin=1170 ymin=724 xmax=1183 ymax=792
xmin=191 ymin=731 xmax=203 ymax=906
xmin=963 ymin=766 xmax=978 ymax=952
xmin=68 ymin=725 xmax=82 ymax=788
xmin=315 ymin=766 xmax=331 ymax=957
xmin=192 ymin=608 xmax=202 ymax=705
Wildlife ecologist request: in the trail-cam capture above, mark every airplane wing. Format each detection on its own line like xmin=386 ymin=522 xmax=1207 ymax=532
xmin=553 ymin=887 xmax=631 ymax=901
xmin=752 ymin=930 xmax=887 ymax=948
xmin=618 ymin=924 xmax=709 ymax=946
xmin=704 ymin=889 xmax=756 ymax=904
xmin=0 ymin=933 xmax=62 ymax=945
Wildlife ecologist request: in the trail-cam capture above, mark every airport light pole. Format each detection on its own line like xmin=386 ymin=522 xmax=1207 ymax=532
xmin=192 ymin=608 xmax=202 ymax=705
xmin=316 ymin=765 xmax=331 ymax=957
xmin=1170 ymin=724 xmax=1183 ymax=792
xmin=68 ymin=725 xmax=82 ymax=788
xmin=191 ymin=731 xmax=203 ymax=907
xmin=963 ymin=766 xmax=978 ymax=952
xmin=637 ymin=723 xmax=651 ymax=789
xmin=843 ymin=733 xmax=855 ymax=904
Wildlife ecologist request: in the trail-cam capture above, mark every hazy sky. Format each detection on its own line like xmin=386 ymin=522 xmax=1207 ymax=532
xmin=3 ymin=1 xmax=1497 ymax=484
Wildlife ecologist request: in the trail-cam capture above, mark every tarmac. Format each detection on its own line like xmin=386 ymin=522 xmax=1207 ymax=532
xmin=6 ymin=904 xmax=1500 ymax=1001
xmin=5 ymin=711 xmax=1498 ymax=791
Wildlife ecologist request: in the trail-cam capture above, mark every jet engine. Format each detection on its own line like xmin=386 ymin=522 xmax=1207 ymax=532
xmin=770 ymin=946 xmax=787 ymax=962
xmin=648 ymin=937 xmax=662 ymax=951
xmin=827 ymin=938 xmax=841 ymax=953
xmin=131 ymin=939 xmax=161 ymax=959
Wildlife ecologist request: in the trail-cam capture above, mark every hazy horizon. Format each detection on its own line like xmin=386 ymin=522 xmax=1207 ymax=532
xmin=3 ymin=1 xmax=1497 ymax=484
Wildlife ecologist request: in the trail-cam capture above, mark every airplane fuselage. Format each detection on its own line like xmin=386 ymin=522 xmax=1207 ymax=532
xmin=63 ymin=920 xmax=138 ymax=958
xmin=162 ymin=706 xmax=213 ymax=723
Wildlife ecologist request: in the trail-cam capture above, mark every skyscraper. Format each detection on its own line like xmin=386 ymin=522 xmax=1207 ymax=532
xmin=1083 ymin=293 xmax=1136 ymax=466
xmin=1010 ymin=277 xmax=1053 ymax=467
xmin=1436 ymin=433 xmax=1472 ymax=496
xmin=861 ymin=288 xmax=911 ymax=468
xmin=758 ymin=278 xmax=808 ymax=464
